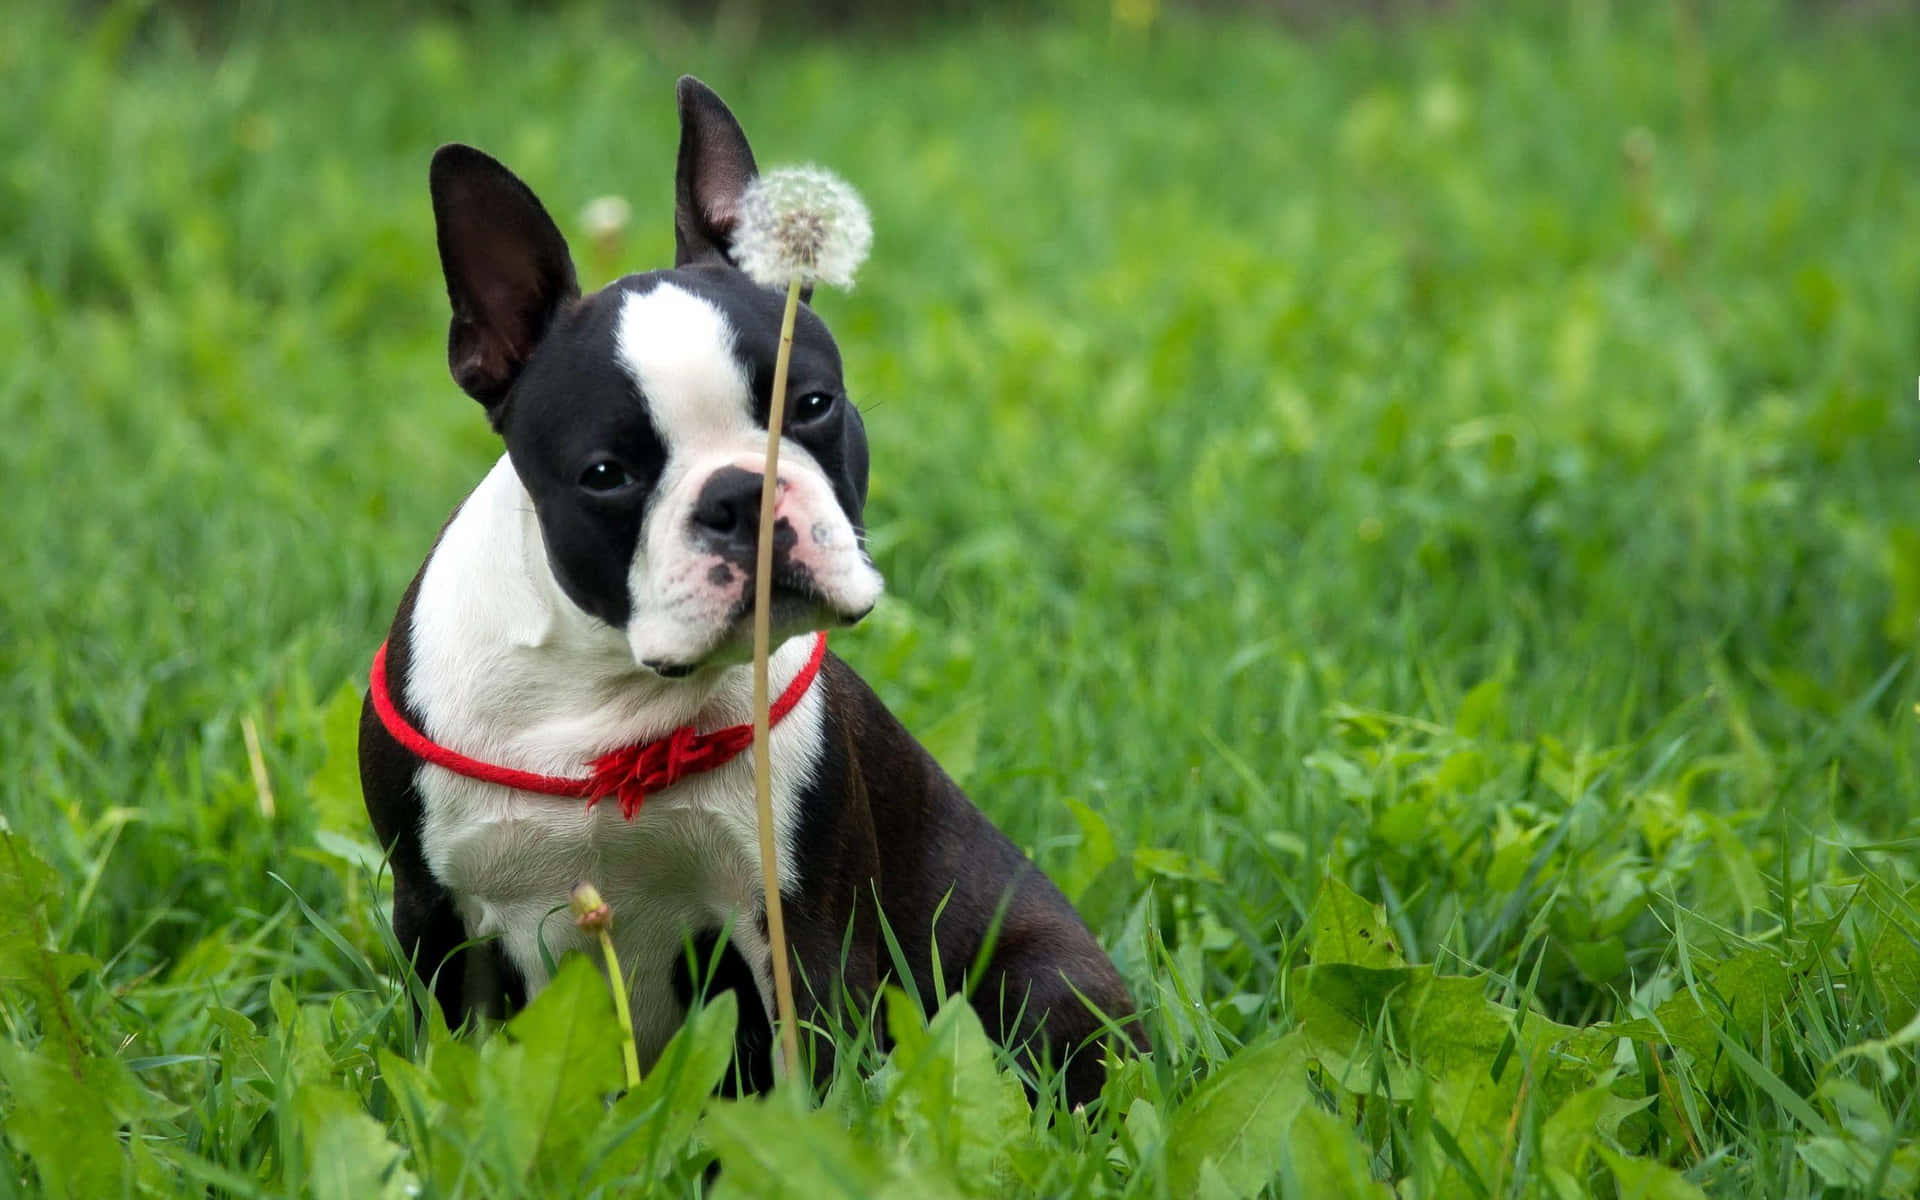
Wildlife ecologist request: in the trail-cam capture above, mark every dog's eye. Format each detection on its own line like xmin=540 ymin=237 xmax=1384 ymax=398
xmin=791 ymin=392 xmax=837 ymax=425
xmin=579 ymin=460 xmax=630 ymax=492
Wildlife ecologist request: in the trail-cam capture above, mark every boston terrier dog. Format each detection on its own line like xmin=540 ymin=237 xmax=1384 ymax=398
xmin=360 ymin=77 xmax=1144 ymax=1105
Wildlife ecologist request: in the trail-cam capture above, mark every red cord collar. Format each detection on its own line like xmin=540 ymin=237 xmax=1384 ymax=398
xmin=369 ymin=632 xmax=827 ymax=820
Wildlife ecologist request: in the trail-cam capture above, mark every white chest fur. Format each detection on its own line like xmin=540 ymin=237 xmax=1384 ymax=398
xmin=405 ymin=456 xmax=824 ymax=1063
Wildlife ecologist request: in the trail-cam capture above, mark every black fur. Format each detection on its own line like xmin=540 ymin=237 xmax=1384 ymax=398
xmin=359 ymin=533 xmax=528 ymax=1023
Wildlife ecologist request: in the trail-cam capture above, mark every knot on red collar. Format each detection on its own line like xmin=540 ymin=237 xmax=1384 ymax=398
xmin=368 ymin=632 xmax=827 ymax=819
xmin=585 ymin=721 xmax=756 ymax=819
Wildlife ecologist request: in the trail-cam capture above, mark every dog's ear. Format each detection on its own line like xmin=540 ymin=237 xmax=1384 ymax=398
xmin=674 ymin=77 xmax=759 ymax=268
xmin=430 ymin=144 xmax=581 ymax=419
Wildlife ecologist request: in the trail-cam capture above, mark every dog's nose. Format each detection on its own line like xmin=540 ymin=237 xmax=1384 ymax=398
xmin=690 ymin=466 xmax=767 ymax=556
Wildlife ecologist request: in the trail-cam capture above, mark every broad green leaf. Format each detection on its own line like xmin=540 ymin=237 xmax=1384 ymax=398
xmin=1060 ymin=796 xmax=1117 ymax=896
xmin=423 ymin=1029 xmax=483 ymax=1116
xmin=1797 ymin=1134 xmax=1920 ymax=1195
xmin=0 ymin=833 xmax=100 ymax=1066
xmin=1165 ymin=1032 xmax=1312 ymax=1199
xmin=1832 ymin=1006 xmax=1920 ymax=1085
xmin=1539 ymin=1076 xmax=1653 ymax=1188
xmin=882 ymin=982 xmax=930 ymax=1059
xmin=306 ymin=681 xmax=371 ymax=834
xmin=1455 ymin=674 xmax=1507 ymax=739
xmin=1865 ymin=888 xmax=1920 ymax=1027
xmin=878 ymin=994 xmax=1031 ymax=1183
xmin=1400 ymin=974 xmax=1583 ymax=1158
xmin=282 ymin=998 xmax=342 ymax=1088
xmin=1123 ymin=1096 xmax=1163 ymax=1162
xmin=1704 ymin=1015 xmax=1832 ymax=1138
xmin=0 ymin=1040 xmax=132 ymax=1200
xmin=1305 ymin=748 xmax=1374 ymax=801
xmin=1291 ymin=956 xmax=1602 ymax=1181
xmin=376 ymin=1048 xmax=433 ymax=1143
xmin=201 ymin=1006 xmax=275 ymax=1141
xmin=1428 ymin=747 xmax=1491 ymax=795
xmin=705 ymin=1094 xmax=968 ymax=1200
xmin=1293 ymin=963 xmax=1591 ymax=1093
xmin=1565 ymin=936 xmax=1628 ymax=985
xmin=477 ymin=953 xmax=627 ymax=1181
xmin=1794 ymin=1080 xmax=1920 ymax=1196
xmin=1133 ymin=845 xmax=1226 ymax=885
xmin=311 ymin=829 xmax=385 ymax=873
xmin=1595 ymin=1145 xmax=1706 ymax=1200
xmin=1291 ymin=962 xmax=1417 ymax=1096
xmin=1683 ymin=948 xmax=1793 ymax=1055
xmin=1374 ymin=801 xmax=1433 ymax=847
xmin=1570 ymin=948 xmax=1798 ymax=1078
xmin=582 ymin=989 xmax=739 ymax=1189
xmin=1196 ymin=1158 xmax=1239 ymax=1200
xmin=1284 ymin=1104 xmax=1388 ymax=1199
xmin=1150 ymin=921 xmax=1233 ymax=1065
xmin=1308 ymin=877 xmax=1405 ymax=970
xmin=294 ymin=1081 xmax=417 ymax=1200
xmin=0 ymin=832 xmax=60 ymax=974
xmin=0 ymin=837 xmax=154 ymax=1195
xmin=385 ymin=1031 xmax=483 ymax=1188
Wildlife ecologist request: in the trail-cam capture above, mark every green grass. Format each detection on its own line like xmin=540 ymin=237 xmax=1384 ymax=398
xmin=4 ymin=1 xmax=1920 ymax=1195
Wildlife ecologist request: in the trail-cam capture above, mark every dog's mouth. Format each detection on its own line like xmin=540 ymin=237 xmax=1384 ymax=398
xmin=641 ymin=571 xmax=872 ymax=679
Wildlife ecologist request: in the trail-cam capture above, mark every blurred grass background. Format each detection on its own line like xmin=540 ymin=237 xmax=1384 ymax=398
xmin=3 ymin=0 xmax=1919 ymax=1194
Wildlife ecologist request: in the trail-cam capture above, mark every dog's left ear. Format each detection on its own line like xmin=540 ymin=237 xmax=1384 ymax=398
xmin=673 ymin=76 xmax=759 ymax=268
xmin=430 ymin=144 xmax=581 ymax=420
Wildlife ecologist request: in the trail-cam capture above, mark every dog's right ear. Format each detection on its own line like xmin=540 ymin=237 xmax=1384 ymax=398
xmin=430 ymin=144 xmax=581 ymax=420
xmin=673 ymin=76 xmax=759 ymax=268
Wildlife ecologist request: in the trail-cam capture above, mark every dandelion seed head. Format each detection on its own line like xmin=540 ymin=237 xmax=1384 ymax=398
xmin=733 ymin=165 xmax=872 ymax=291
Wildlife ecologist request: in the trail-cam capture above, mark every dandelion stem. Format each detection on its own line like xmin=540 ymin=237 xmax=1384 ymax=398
xmin=752 ymin=274 xmax=806 ymax=1084
xmin=573 ymin=884 xmax=641 ymax=1090
xmin=597 ymin=929 xmax=642 ymax=1090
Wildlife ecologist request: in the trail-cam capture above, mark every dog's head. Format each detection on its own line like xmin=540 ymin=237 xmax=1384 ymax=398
xmin=429 ymin=78 xmax=882 ymax=677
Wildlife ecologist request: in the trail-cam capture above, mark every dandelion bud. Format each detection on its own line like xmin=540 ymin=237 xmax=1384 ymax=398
xmin=570 ymin=882 xmax=612 ymax=934
xmin=733 ymin=165 xmax=873 ymax=291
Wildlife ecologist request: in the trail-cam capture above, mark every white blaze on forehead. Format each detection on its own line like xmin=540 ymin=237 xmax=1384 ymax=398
xmin=612 ymin=277 xmax=882 ymax=670
xmin=613 ymin=283 xmax=758 ymax=447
